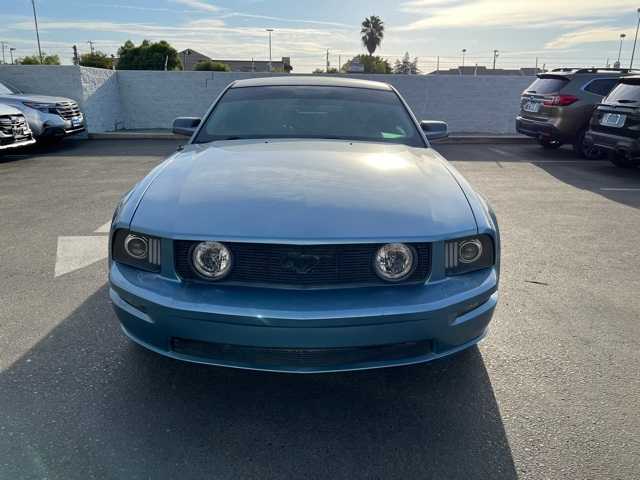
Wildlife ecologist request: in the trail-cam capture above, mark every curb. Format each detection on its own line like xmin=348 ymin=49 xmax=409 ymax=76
xmin=88 ymin=132 xmax=181 ymax=140
xmin=88 ymin=132 xmax=535 ymax=144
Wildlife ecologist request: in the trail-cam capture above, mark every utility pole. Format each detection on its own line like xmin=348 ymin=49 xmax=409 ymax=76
xmin=31 ymin=0 xmax=43 ymax=63
xmin=0 ymin=42 xmax=6 ymax=64
xmin=338 ymin=55 xmax=341 ymax=72
xmin=436 ymin=55 xmax=440 ymax=73
xmin=617 ymin=33 xmax=626 ymax=67
xmin=492 ymin=49 xmax=499 ymax=70
xmin=87 ymin=40 xmax=95 ymax=55
xmin=72 ymin=45 xmax=79 ymax=65
xmin=326 ymin=49 xmax=330 ymax=72
xmin=632 ymin=8 xmax=640 ymax=69
xmin=535 ymin=57 xmax=538 ymax=72
xmin=10 ymin=47 xmax=16 ymax=64
xmin=266 ymin=29 xmax=274 ymax=72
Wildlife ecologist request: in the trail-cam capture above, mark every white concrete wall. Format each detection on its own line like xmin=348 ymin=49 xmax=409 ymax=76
xmin=0 ymin=66 xmax=534 ymax=134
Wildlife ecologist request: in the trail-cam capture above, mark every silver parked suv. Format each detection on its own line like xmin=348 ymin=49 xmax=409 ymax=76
xmin=0 ymin=80 xmax=85 ymax=141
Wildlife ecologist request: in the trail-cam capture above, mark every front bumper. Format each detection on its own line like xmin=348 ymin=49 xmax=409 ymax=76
xmin=109 ymin=262 xmax=498 ymax=373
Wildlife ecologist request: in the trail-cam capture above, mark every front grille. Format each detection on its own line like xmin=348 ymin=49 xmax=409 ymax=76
xmin=175 ymin=241 xmax=431 ymax=288
xmin=0 ymin=115 xmax=30 ymax=140
xmin=171 ymin=337 xmax=433 ymax=369
xmin=55 ymin=101 xmax=81 ymax=120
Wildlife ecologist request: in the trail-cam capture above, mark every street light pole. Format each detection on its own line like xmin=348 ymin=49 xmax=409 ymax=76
xmin=10 ymin=47 xmax=16 ymax=64
xmin=631 ymin=8 xmax=640 ymax=69
xmin=462 ymin=48 xmax=466 ymax=68
xmin=30 ymin=0 xmax=43 ymax=63
xmin=266 ymin=29 xmax=274 ymax=72
xmin=492 ymin=49 xmax=499 ymax=70
xmin=618 ymin=33 xmax=627 ymax=66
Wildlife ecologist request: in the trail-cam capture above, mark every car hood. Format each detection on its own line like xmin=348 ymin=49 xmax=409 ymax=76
xmin=131 ymin=140 xmax=477 ymax=242
xmin=0 ymin=94 xmax=77 ymax=104
xmin=0 ymin=103 xmax=22 ymax=116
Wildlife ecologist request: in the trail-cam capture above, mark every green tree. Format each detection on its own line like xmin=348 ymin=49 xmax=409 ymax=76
xmin=194 ymin=60 xmax=230 ymax=71
xmin=116 ymin=40 xmax=182 ymax=70
xmin=393 ymin=52 xmax=420 ymax=74
xmin=343 ymin=54 xmax=391 ymax=74
xmin=361 ymin=16 xmax=384 ymax=56
xmin=79 ymin=51 xmax=113 ymax=69
xmin=18 ymin=53 xmax=61 ymax=65
xmin=312 ymin=68 xmax=324 ymax=74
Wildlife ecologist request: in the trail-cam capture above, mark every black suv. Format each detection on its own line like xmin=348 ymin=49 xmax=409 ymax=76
xmin=517 ymin=68 xmax=635 ymax=158
xmin=586 ymin=75 xmax=640 ymax=168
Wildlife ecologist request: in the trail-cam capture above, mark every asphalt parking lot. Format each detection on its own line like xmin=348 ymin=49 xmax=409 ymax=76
xmin=1 ymin=139 xmax=639 ymax=480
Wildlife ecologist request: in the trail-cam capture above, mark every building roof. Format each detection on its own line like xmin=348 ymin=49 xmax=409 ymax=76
xmin=231 ymin=76 xmax=392 ymax=90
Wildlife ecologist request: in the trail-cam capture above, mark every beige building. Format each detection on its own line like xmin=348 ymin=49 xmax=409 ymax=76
xmin=179 ymin=49 xmax=292 ymax=72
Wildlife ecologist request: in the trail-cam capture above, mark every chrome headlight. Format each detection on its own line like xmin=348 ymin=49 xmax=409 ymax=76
xmin=192 ymin=241 xmax=233 ymax=280
xmin=112 ymin=229 xmax=161 ymax=272
xmin=22 ymin=101 xmax=56 ymax=113
xmin=373 ymin=243 xmax=416 ymax=282
xmin=445 ymin=235 xmax=494 ymax=275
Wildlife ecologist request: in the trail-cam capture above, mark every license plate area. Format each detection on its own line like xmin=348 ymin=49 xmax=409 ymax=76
xmin=523 ymin=101 xmax=542 ymax=113
xmin=71 ymin=115 xmax=83 ymax=127
xmin=600 ymin=112 xmax=626 ymax=128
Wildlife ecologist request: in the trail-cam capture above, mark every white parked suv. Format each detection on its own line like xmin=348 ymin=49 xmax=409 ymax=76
xmin=0 ymin=80 xmax=85 ymax=141
xmin=0 ymin=103 xmax=35 ymax=151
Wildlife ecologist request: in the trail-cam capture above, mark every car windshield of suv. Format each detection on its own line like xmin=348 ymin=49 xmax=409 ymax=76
xmin=194 ymin=85 xmax=425 ymax=147
xmin=604 ymin=81 xmax=640 ymax=103
xmin=525 ymin=76 xmax=569 ymax=94
xmin=0 ymin=81 xmax=18 ymax=95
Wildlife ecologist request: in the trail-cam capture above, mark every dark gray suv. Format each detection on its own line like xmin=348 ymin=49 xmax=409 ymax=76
xmin=516 ymin=68 xmax=634 ymax=157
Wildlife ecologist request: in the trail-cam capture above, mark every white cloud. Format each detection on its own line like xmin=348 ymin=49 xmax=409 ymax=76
xmin=545 ymin=26 xmax=634 ymax=49
xmin=172 ymin=0 xmax=219 ymax=12
xmin=397 ymin=0 xmax=637 ymax=30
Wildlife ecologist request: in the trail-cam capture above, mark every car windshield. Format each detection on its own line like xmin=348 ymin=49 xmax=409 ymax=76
xmin=525 ymin=76 xmax=569 ymax=94
xmin=604 ymin=82 xmax=640 ymax=103
xmin=0 ymin=81 xmax=18 ymax=95
xmin=194 ymin=85 xmax=425 ymax=147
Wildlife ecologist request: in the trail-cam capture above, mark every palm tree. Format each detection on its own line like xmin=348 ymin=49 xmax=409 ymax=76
xmin=361 ymin=16 xmax=384 ymax=56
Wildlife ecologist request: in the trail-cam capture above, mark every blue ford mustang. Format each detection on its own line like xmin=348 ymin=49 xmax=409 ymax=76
xmin=109 ymin=77 xmax=500 ymax=373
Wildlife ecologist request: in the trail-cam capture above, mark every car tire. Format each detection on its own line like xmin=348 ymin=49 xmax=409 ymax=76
xmin=609 ymin=151 xmax=639 ymax=168
xmin=538 ymin=138 xmax=562 ymax=149
xmin=573 ymin=130 xmax=604 ymax=160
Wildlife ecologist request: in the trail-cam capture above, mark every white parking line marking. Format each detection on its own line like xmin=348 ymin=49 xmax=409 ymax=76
xmin=600 ymin=187 xmax=640 ymax=191
xmin=54 ymin=236 xmax=108 ymax=278
xmin=94 ymin=221 xmax=111 ymax=233
xmin=489 ymin=147 xmax=510 ymax=157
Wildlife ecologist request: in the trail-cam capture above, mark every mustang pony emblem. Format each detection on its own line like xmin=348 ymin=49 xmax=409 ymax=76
xmin=279 ymin=252 xmax=328 ymax=274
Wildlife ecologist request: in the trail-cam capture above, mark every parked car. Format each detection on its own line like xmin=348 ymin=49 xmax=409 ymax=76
xmin=516 ymin=68 xmax=633 ymax=158
xmin=585 ymin=75 xmax=640 ymax=168
xmin=0 ymin=103 xmax=35 ymax=152
xmin=109 ymin=77 xmax=500 ymax=373
xmin=0 ymin=80 xmax=85 ymax=141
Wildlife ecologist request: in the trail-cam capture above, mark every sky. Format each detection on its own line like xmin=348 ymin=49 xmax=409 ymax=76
xmin=3 ymin=0 xmax=640 ymax=72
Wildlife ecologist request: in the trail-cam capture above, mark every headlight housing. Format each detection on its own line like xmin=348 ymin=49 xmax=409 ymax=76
xmin=191 ymin=241 xmax=233 ymax=280
xmin=445 ymin=235 xmax=494 ymax=275
xmin=373 ymin=243 xmax=416 ymax=282
xmin=22 ymin=101 xmax=57 ymax=113
xmin=112 ymin=229 xmax=161 ymax=272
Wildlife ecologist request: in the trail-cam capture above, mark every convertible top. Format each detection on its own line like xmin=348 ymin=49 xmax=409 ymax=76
xmin=230 ymin=76 xmax=393 ymax=91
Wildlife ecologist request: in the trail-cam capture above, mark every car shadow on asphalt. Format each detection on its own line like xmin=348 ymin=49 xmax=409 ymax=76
xmin=0 ymin=285 xmax=518 ymax=480
xmin=0 ymin=139 xmax=182 ymax=163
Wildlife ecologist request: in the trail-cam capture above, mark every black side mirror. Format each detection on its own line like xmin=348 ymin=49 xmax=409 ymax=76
xmin=420 ymin=120 xmax=449 ymax=141
xmin=173 ymin=117 xmax=201 ymax=136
